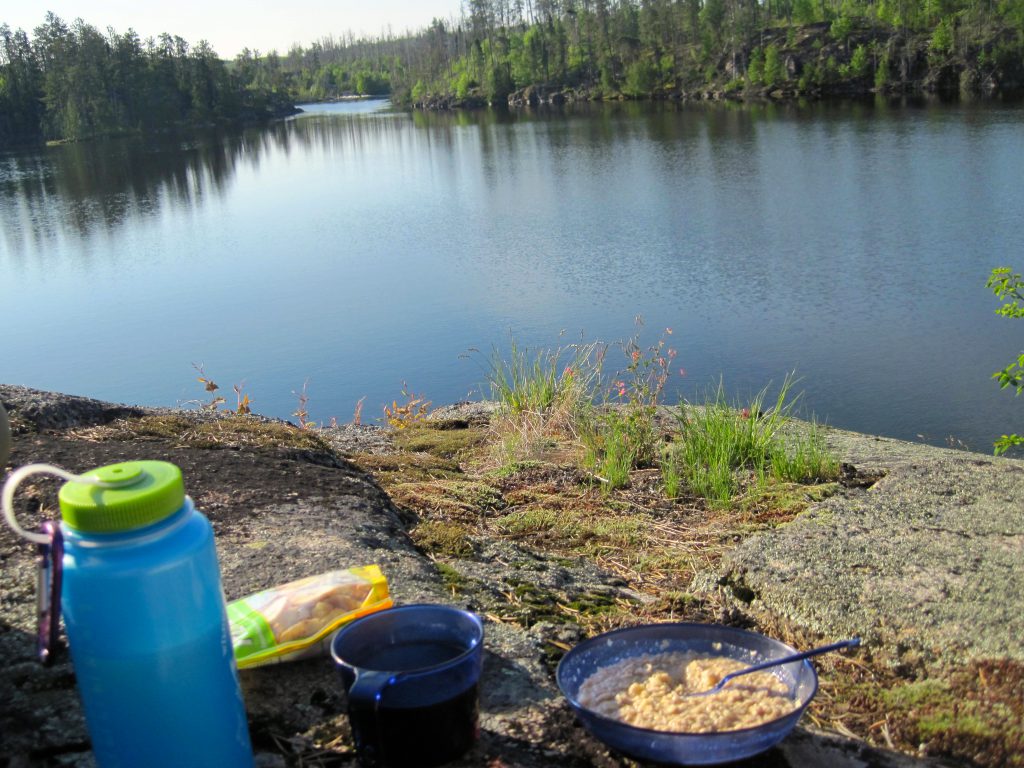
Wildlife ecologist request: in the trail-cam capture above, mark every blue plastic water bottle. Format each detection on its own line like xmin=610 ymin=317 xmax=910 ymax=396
xmin=57 ymin=460 xmax=254 ymax=768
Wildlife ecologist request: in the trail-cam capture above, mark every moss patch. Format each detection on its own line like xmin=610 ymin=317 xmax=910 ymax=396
xmin=487 ymin=460 xmax=542 ymax=478
xmin=496 ymin=507 xmax=579 ymax=537
xmin=814 ymin=658 xmax=1024 ymax=768
xmin=495 ymin=504 xmax=639 ymax=547
xmin=881 ymin=678 xmax=950 ymax=709
xmin=492 ymin=578 xmax=633 ymax=629
xmin=348 ymin=452 xmax=463 ymax=486
xmin=71 ymin=414 xmax=334 ymax=453
xmin=392 ymin=421 xmax=487 ymax=459
xmin=435 ymin=562 xmax=468 ymax=595
xmin=585 ymin=516 xmax=646 ymax=548
xmin=909 ymin=660 xmax=1024 ymax=767
xmin=389 ymin=479 xmax=506 ymax=521
xmin=738 ymin=480 xmax=840 ymax=524
xmin=411 ymin=520 xmax=475 ymax=558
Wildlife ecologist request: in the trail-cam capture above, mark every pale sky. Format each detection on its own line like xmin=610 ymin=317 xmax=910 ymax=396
xmin=2 ymin=1 xmax=465 ymax=58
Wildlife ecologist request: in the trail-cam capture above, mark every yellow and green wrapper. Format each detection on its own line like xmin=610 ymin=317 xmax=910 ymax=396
xmin=228 ymin=565 xmax=391 ymax=668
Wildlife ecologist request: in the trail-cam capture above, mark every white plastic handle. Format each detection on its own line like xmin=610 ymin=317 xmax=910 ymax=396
xmin=2 ymin=464 xmax=129 ymax=544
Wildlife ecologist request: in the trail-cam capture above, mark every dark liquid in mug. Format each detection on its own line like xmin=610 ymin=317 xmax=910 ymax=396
xmin=347 ymin=641 xmax=479 ymax=768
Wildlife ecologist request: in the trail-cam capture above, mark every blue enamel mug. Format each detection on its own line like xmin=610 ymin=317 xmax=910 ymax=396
xmin=330 ymin=604 xmax=484 ymax=768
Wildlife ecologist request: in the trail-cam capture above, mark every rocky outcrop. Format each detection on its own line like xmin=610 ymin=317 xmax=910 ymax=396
xmin=0 ymin=386 xmax=1001 ymax=767
xmin=696 ymin=426 xmax=1024 ymax=668
xmin=507 ymin=85 xmax=573 ymax=107
xmin=412 ymin=91 xmax=489 ymax=110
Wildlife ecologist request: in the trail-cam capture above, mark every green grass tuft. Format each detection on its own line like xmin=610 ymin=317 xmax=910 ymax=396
xmin=670 ymin=375 xmax=839 ymax=504
xmin=770 ymin=422 xmax=840 ymax=483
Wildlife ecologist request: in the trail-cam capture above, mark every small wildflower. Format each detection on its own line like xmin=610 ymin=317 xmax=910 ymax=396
xmin=741 ymin=408 xmax=751 ymax=419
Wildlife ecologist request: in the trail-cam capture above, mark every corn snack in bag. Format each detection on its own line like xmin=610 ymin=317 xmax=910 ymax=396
xmin=228 ymin=565 xmax=391 ymax=668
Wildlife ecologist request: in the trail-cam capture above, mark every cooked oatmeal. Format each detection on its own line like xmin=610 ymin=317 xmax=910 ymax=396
xmin=577 ymin=652 xmax=797 ymax=733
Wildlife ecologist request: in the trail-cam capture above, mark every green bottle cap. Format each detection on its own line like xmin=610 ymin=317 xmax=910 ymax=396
xmin=59 ymin=460 xmax=186 ymax=533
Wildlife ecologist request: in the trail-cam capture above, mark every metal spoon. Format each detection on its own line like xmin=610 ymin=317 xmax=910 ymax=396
xmin=689 ymin=637 xmax=861 ymax=696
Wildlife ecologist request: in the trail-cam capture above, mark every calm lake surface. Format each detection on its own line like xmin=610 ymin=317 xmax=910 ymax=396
xmin=2 ymin=98 xmax=1022 ymax=453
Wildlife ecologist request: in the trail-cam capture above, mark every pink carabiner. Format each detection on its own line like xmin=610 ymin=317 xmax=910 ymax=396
xmin=36 ymin=521 xmax=63 ymax=665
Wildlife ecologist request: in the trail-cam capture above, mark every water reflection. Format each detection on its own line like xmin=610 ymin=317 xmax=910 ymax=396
xmin=2 ymin=99 xmax=1022 ymax=455
xmin=2 ymin=133 xmax=235 ymax=254
xmin=7 ymin=94 xmax=1020 ymax=262
xmin=0 ymin=111 xmax=383 ymax=258
xmin=1 ymin=95 xmax=995 ymax=260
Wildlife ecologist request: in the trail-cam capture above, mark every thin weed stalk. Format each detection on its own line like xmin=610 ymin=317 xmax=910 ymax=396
xmin=583 ymin=412 xmax=635 ymax=492
xmin=660 ymin=443 xmax=683 ymax=499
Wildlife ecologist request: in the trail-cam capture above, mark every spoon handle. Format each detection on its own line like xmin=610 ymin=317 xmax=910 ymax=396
xmin=715 ymin=637 xmax=861 ymax=690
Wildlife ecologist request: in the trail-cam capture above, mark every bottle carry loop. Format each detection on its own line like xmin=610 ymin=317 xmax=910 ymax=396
xmin=3 ymin=463 xmax=137 ymax=544
xmin=3 ymin=464 xmax=136 ymax=664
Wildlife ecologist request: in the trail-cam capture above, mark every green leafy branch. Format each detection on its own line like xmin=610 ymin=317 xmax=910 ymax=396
xmin=987 ymin=267 xmax=1024 ymax=319
xmin=987 ymin=267 xmax=1024 ymax=455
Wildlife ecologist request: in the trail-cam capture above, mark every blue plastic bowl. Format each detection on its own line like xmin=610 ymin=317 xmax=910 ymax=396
xmin=556 ymin=623 xmax=819 ymax=765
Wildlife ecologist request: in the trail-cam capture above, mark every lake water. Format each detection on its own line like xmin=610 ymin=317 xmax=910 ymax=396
xmin=2 ymin=98 xmax=1022 ymax=454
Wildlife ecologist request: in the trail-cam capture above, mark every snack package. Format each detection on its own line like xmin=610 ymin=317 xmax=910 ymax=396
xmin=227 ymin=565 xmax=391 ymax=668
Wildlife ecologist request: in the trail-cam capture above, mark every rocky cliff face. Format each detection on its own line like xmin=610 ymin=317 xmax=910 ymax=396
xmin=500 ymin=22 xmax=1024 ymax=107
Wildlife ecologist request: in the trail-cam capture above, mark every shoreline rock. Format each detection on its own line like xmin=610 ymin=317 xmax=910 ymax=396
xmin=1 ymin=385 xmax=1015 ymax=767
